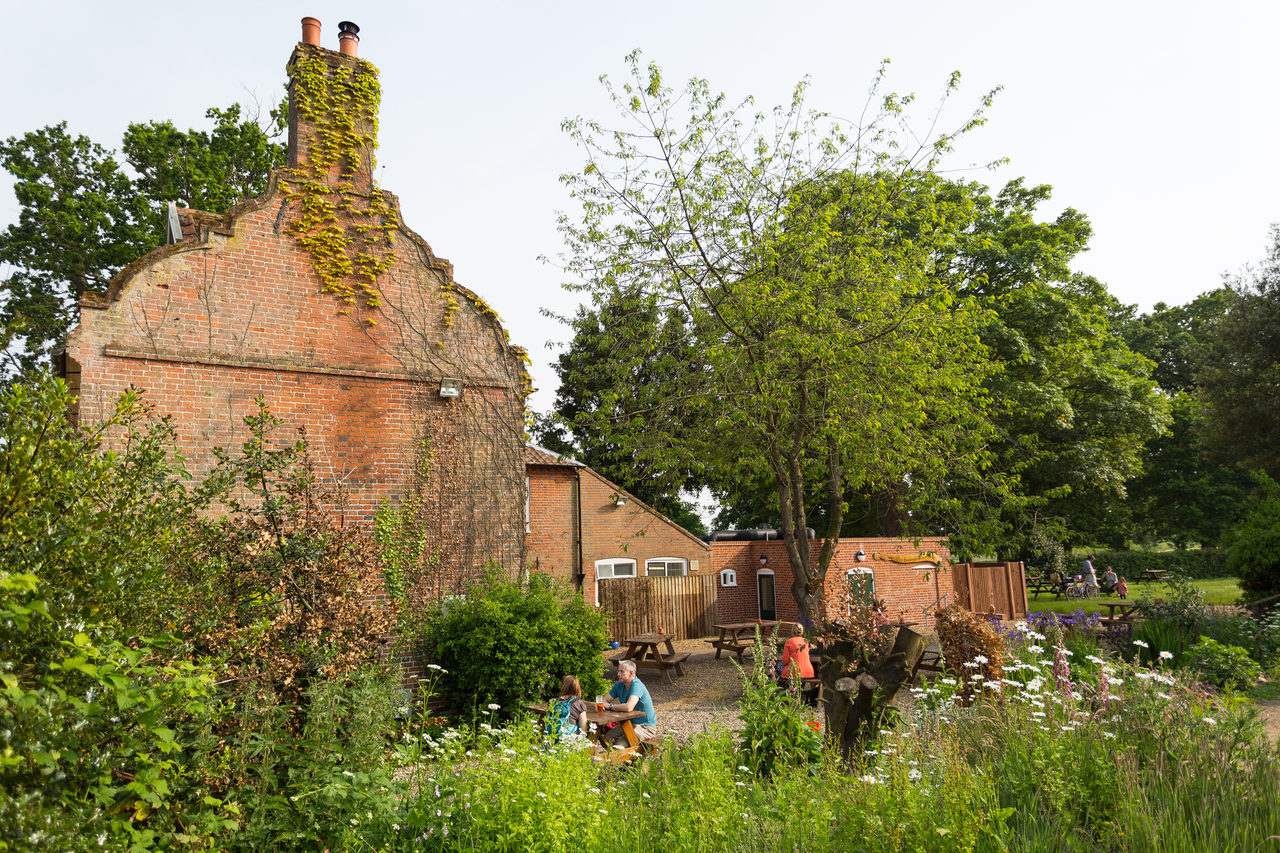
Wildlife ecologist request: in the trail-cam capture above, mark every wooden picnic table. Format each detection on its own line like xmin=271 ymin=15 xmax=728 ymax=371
xmin=1136 ymin=569 xmax=1168 ymax=583
xmin=526 ymin=703 xmax=648 ymax=764
xmin=707 ymin=621 xmax=778 ymax=662
xmin=1101 ymin=601 xmax=1141 ymax=622
xmin=1026 ymin=577 xmax=1061 ymax=599
xmin=610 ymin=632 xmax=690 ymax=683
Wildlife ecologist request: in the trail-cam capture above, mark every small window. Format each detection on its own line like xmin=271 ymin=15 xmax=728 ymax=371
xmin=645 ymin=557 xmax=688 ymax=577
xmin=596 ymin=559 xmax=636 ymax=579
xmin=719 ymin=568 xmax=738 ymax=587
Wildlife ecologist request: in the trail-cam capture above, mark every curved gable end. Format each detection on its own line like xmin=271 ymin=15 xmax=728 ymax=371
xmin=65 ymin=24 xmax=528 ymax=592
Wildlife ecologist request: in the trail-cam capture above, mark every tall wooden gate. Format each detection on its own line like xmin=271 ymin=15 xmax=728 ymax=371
xmin=598 ymin=574 xmax=719 ymax=641
xmin=952 ymin=561 xmax=1028 ymax=621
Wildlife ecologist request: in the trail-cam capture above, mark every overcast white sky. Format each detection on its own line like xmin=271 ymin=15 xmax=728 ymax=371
xmin=4 ymin=1 xmax=1278 ymax=411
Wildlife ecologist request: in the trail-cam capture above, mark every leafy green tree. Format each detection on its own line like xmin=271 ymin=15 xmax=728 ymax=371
xmin=539 ymin=288 xmax=711 ymax=534
xmin=1195 ymin=227 xmax=1280 ymax=481
xmin=0 ymin=105 xmax=285 ymax=372
xmin=1120 ymin=292 xmax=1251 ymax=547
xmin=553 ymin=54 xmax=1001 ymax=623
xmin=1225 ymin=474 xmax=1280 ymax=599
xmin=0 ymin=124 xmax=156 ymax=372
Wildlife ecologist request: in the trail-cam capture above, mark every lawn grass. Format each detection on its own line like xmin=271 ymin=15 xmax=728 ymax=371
xmin=1027 ymin=577 xmax=1242 ymax=616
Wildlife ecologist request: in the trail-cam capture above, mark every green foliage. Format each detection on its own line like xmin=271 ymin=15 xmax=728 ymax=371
xmin=213 ymin=668 xmax=404 ymax=852
xmin=734 ymin=632 xmax=821 ymax=777
xmin=0 ymin=373 xmax=195 ymax=632
xmin=555 ymin=53 xmax=1004 ymax=621
xmin=1225 ymin=473 xmax=1280 ymax=598
xmin=1185 ymin=636 xmax=1261 ymax=688
xmin=1195 ymin=226 xmax=1280 ymax=481
xmin=421 ymin=570 xmax=608 ymax=720
xmin=1088 ymin=546 xmax=1232 ymax=580
xmin=1121 ymin=293 xmax=1251 ymax=547
xmin=123 ymin=102 xmax=286 ymax=216
xmin=0 ymin=573 xmax=233 ymax=850
xmin=0 ymin=107 xmax=284 ymax=371
xmin=373 ymin=445 xmax=436 ymax=608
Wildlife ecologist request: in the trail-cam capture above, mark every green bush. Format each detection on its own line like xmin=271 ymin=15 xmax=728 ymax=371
xmin=734 ymin=633 xmax=821 ymax=777
xmin=1225 ymin=476 xmax=1280 ymax=598
xmin=0 ymin=573 xmax=233 ymax=850
xmin=1185 ymin=636 xmax=1261 ymax=689
xmin=421 ymin=570 xmax=609 ymax=720
xmin=1088 ymin=547 xmax=1231 ymax=580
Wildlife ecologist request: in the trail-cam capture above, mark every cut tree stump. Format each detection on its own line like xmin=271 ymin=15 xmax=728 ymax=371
xmin=819 ymin=625 xmax=927 ymax=762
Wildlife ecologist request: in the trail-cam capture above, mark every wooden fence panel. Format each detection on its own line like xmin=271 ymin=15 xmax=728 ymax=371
xmin=951 ymin=562 xmax=1028 ymax=621
xmin=598 ymin=574 xmax=720 ymax=641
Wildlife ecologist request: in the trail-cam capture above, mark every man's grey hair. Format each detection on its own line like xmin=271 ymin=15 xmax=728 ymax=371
xmin=617 ymin=659 xmax=637 ymax=675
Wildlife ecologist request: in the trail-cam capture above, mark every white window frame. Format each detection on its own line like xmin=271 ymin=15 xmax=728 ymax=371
xmin=524 ymin=476 xmax=531 ymax=533
xmin=645 ymin=557 xmax=688 ymax=577
xmin=593 ymin=558 xmax=637 ymax=607
xmin=719 ymin=568 xmax=738 ymax=587
xmin=756 ymin=568 xmax=776 ymax=621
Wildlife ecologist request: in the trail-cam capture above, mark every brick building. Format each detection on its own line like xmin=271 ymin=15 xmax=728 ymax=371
xmin=524 ymin=445 xmax=711 ymax=606
xmin=62 ymin=21 xmax=528 ymax=596
xmin=712 ymin=536 xmax=953 ymax=628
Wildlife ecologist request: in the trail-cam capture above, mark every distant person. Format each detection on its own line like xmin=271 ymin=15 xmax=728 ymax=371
xmin=546 ymin=675 xmax=588 ymax=742
xmin=604 ymin=659 xmax=657 ymax=745
xmin=1100 ymin=566 xmax=1118 ymax=594
xmin=780 ymin=623 xmax=815 ymax=682
xmin=1083 ymin=563 xmax=1100 ymax=597
xmin=1082 ymin=555 xmax=1096 ymax=576
xmin=1115 ymin=576 xmax=1129 ymax=600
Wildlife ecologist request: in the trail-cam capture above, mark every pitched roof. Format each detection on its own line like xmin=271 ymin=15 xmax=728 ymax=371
xmin=524 ymin=444 xmax=583 ymax=467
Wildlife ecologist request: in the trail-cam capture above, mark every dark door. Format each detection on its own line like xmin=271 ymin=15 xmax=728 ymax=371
xmin=758 ymin=572 xmax=776 ymax=621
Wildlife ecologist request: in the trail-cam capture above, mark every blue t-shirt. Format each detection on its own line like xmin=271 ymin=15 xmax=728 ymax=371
xmin=608 ymin=677 xmax=656 ymax=727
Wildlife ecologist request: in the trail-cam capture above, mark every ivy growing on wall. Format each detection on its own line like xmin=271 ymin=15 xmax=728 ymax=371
xmin=285 ymin=45 xmax=397 ymax=315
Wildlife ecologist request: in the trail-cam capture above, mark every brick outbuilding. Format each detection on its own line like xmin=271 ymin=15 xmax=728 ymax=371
xmin=524 ymin=445 xmax=711 ymax=606
xmin=62 ymin=22 xmax=528 ymax=595
xmin=712 ymin=536 xmax=953 ymax=628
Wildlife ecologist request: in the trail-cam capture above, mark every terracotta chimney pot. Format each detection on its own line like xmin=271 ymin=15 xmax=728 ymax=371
xmin=300 ymin=16 xmax=321 ymax=46
xmin=337 ymin=21 xmax=360 ymax=57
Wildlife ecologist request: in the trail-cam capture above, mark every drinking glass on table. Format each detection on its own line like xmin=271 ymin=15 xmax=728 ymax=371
xmin=594 ymin=695 xmax=605 ymax=713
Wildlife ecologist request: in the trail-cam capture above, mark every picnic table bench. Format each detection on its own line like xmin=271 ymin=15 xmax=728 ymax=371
xmin=707 ymin=621 xmax=778 ymax=661
xmin=1026 ymin=576 xmax=1061 ymax=599
xmin=609 ymin=632 xmax=690 ymax=683
xmin=526 ymin=703 xmax=649 ymax=765
xmin=1136 ymin=569 xmax=1168 ymax=583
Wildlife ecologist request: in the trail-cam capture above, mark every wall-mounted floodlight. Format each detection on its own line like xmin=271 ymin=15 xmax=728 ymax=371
xmin=439 ymin=377 xmax=464 ymax=398
xmin=759 ymin=554 xmax=769 ymax=567
xmin=854 ymin=548 xmax=867 ymax=562
xmin=611 ymin=493 xmax=627 ymax=507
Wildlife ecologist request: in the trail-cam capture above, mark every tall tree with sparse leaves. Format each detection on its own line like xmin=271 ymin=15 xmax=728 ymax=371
xmin=552 ymin=53 xmax=1002 ymax=624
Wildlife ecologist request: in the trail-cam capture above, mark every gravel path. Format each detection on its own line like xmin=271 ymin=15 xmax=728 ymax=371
xmin=609 ymin=638 xmax=820 ymax=743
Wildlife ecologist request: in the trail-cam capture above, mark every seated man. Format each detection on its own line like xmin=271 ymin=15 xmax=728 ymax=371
xmin=603 ymin=659 xmax=657 ymax=746
xmin=1100 ymin=566 xmax=1118 ymax=594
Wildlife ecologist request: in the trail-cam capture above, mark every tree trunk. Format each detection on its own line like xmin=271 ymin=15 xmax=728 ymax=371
xmin=819 ymin=625 xmax=927 ymax=762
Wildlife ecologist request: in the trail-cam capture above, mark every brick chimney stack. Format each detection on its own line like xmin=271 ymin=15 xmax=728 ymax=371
xmin=286 ymin=17 xmax=376 ymax=193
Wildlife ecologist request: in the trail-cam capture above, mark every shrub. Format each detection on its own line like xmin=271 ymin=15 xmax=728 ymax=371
xmin=421 ymin=570 xmax=608 ymax=720
xmin=1088 ymin=547 xmax=1232 ymax=580
xmin=1185 ymin=636 xmax=1261 ymax=689
xmin=934 ymin=605 xmax=1005 ymax=703
xmin=0 ymin=573 xmax=232 ymax=850
xmin=176 ymin=398 xmax=397 ymax=710
xmin=734 ymin=632 xmax=821 ymax=777
xmin=1225 ymin=475 xmax=1280 ymax=598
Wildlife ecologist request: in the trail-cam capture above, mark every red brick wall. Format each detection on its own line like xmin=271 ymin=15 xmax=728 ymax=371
xmin=526 ymin=464 xmax=579 ymax=585
xmin=712 ymin=537 xmax=953 ymax=628
xmin=65 ymin=51 xmax=528 ymax=604
xmin=525 ymin=465 xmax=712 ymax=606
xmin=578 ymin=469 xmax=711 ymax=606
